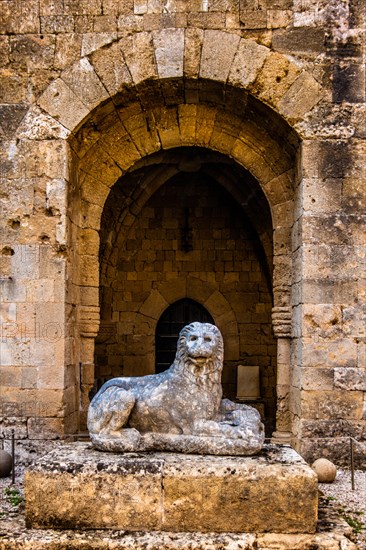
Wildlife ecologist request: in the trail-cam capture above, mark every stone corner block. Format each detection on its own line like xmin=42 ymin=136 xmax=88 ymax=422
xmin=16 ymin=105 xmax=70 ymax=141
xmin=81 ymin=32 xmax=117 ymax=57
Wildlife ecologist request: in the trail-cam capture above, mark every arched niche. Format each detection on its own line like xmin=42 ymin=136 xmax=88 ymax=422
xmin=93 ymin=153 xmax=277 ymax=434
xmin=64 ymin=79 xmax=300 ymax=434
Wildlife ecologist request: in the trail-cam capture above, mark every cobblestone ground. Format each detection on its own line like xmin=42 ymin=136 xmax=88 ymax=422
xmin=319 ymin=469 xmax=366 ymax=549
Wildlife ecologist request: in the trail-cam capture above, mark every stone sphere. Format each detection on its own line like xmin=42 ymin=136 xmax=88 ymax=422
xmin=311 ymin=458 xmax=337 ymax=483
xmin=0 ymin=450 xmax=12 ymax=478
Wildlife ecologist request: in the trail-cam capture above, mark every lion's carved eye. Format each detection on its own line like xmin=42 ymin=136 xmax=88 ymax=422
xmin=190 ymin=335 xmax=198 ymax=341
xmin=204 ymin=336 xmax=212 ymax=342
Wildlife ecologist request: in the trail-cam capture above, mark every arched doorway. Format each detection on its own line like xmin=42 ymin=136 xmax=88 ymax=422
xmin=155 ymin=298 xmax=214 ymax=373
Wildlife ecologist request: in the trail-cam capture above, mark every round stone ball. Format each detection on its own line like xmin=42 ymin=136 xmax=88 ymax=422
xmin=311 ymin=458 xmax=337 ymax=483
xmin=0 ymin=450 xmax=12 ymax=478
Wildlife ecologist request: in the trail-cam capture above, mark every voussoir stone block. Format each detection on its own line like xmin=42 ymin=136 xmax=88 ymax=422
xmin=252 ymin=51 xmax=300 ymax=108
xmin=61 ymin=58 xmax=109 ymax=111
xmin=153 ymin=28 xmax=184 ymax=79
xmin=178 ymin=104 xmax=198 ymax=144
xmin=200 ymin=30 xmax=240 ymax=82
xmin=184 ymin=28 xmax=204 ymax=78
xmin=90 ymin=41 xmax=133 ymax=96
xmin=228 ymin=39 xmax=269 ymax=89
xmin=25 ymin=442 xmax=318 ymax=534
xmin=278 ymin=72 xmax=323 ymax=122
xmin=37 ymin=78 xmax=89 ymax=131
xmin=122 ymin=32 xmax=158 ymax=85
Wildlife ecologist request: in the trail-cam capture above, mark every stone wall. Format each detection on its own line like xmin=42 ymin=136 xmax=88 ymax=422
xmin=0 ymin=0 xmax=365 ymax=465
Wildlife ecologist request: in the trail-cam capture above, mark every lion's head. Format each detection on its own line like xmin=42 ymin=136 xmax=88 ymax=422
xmin=173 ymin=322 xmax=224 ymax=383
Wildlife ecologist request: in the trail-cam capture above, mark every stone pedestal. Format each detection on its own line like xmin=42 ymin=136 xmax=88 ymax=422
xmin=25 ymin=442 xmax=318 ymax=534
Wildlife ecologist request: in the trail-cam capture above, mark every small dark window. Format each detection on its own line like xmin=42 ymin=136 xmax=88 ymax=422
xmin=155 ymin=299 xmax=214 ymax=373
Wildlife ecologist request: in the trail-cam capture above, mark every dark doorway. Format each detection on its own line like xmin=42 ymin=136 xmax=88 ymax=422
xmin=155 ymin=299 xmax=214 ymax=373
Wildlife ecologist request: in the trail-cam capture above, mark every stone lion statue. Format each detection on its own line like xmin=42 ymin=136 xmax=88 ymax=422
xmin=88 ymin=322 xmax=265 ymax=455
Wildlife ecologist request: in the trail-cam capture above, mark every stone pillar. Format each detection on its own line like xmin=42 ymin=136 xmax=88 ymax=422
xmin=271 ymin=306 xmax=292 ymax=443
xmin=79 ymin=304 xmax=100 ymax=430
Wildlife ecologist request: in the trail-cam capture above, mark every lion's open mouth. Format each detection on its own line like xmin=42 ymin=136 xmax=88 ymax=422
xmin=190 ymin=356 xmax=209 ymax=365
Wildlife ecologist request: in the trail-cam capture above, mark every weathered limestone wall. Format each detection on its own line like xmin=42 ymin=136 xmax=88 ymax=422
xmin=0 ymin=0 xmax=364 ymax=464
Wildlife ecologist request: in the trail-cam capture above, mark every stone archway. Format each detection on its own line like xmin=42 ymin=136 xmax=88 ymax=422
xmin=28 ymin=28 xmax=323 ymax=439
xmin=67 ymin=89 xmax=299 ymax=432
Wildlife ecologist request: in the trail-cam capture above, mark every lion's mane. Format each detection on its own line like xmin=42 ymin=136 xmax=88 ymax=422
xmin=172 ymin=322 xmax=224 ymax=388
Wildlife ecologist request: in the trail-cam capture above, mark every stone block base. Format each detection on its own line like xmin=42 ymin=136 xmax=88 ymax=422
xmin=25 ymin=442 xmax=318 ymax=534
